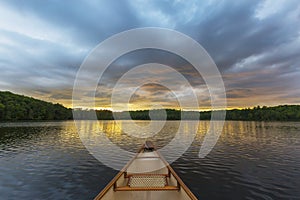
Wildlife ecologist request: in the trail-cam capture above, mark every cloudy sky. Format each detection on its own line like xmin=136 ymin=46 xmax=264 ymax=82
xmin=0 ymin=0 xmax=299 ymax=110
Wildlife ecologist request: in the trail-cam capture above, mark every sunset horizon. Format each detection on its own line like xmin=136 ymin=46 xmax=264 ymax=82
xmin=2 ymin=89 xmax=299 ymax=112
xmin=0 ymin=1 xmax=299 ymax=111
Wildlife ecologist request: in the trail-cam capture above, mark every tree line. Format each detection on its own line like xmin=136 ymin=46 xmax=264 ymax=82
xmin=94 ymin=106 xmax=300 ymax=121
xmin=1 ymin=91 xmax=300 ymax=121
xmin=0 ymin=91 xmax=72 ymax=121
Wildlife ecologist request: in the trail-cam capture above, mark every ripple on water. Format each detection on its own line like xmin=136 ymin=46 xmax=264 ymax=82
xmin=0 ymin=120 xmax=300 ymax=199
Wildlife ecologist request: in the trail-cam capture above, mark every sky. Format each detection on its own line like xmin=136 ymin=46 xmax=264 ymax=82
xmin=0 ymin=0 xmax=299 ymax=110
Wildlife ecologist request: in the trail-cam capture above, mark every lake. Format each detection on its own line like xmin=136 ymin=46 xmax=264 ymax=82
xmin=0 ymin=120 xmax=299 ymax=200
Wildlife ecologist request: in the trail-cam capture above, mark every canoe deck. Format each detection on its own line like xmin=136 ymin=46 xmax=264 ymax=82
xmin=94 ymin=142 xmax=198 ymax=200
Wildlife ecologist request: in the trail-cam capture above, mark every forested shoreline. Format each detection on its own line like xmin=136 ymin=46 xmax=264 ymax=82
xmin=0 ymin=91 xmax=72 ymax=121
xmin=1 ymin=91 xmax=300 ymax=121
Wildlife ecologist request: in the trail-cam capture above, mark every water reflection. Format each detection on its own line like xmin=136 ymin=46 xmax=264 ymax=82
xmin=0 ymin=121 xmax=300 ymax=199
xmin=76 ymin=120 xmax=194 ymax=170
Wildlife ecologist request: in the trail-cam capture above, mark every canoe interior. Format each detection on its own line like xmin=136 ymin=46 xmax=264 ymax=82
xmin=94 ymin=142 xmax=198 ymax=200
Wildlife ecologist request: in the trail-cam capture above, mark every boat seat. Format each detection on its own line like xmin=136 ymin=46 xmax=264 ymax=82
xmin=129 ymin=174 xmax=166 ymax=188
xmin=114 ymin=174 xmax=180 ymax=191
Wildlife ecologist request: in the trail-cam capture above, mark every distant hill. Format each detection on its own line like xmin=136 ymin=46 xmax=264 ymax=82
xmin=1 ymin=91 xmax=300 ymax=121
xmin=0 ymin=91 xmax=72 ymax=121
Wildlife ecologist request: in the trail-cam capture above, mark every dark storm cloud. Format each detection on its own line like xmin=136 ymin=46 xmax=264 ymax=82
xmin=0 ymin=29 xmax=82 ymax=86
xmin=226 ymin=89 xmax=253 ymax=99
xmin=50 ymin=93 xmax=72 ymax=100
xmin=98 ymin=49 xmax=205 ymax=90
xmin=185 ymin=0 xmax=300 ymax=72
xmin=1 ymin=0 xmax=140 ymax=46
xmin=0 ymin=0 xmax=299 ymax=108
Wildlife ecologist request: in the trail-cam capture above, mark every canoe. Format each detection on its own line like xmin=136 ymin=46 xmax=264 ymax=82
xmin=94 ymin=141 xmax=198 ymax=200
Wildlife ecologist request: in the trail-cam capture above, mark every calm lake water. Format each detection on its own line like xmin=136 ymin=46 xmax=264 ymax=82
xmin=0 ymin=120 xmax=299 ymax=200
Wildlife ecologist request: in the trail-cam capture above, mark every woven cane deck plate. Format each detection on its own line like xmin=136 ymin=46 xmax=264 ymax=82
xmin=128 ymin=175 xmax=167 ymax=188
